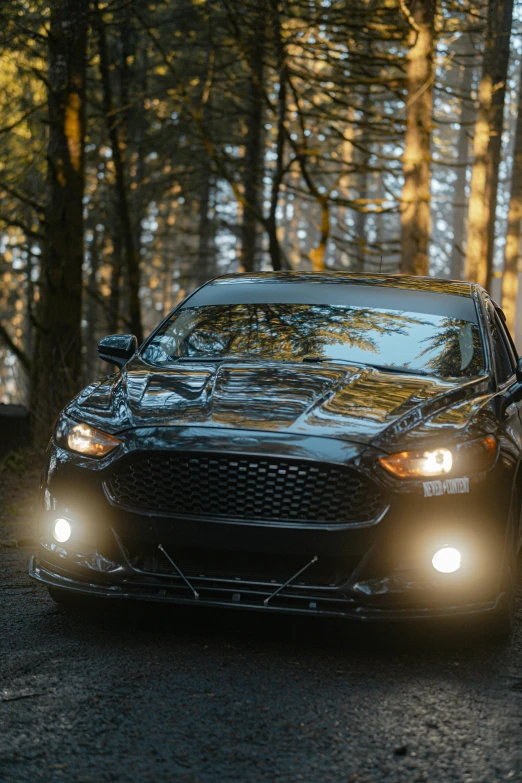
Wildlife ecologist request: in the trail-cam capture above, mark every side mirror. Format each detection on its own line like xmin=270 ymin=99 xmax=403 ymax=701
xmin=517 ymin=357 xmax=522 ymax=384
xmin=97 ymin=334 xmax=138 ymax=368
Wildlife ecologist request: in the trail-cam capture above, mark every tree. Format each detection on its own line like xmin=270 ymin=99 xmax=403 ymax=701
xmin=501 ymin=69 xmax=522 ymax=332
xmin=400 ymin=0 xmax=437 ymax=276
xmin=30 ymin=0 xmax=89 ymax=444
xmin=450 ymin=33 xmax=475 ymax=280
xmin=239 ymin=3 xmax=265 ymax=274
xmin=95 ymin=1 xmax=143 ymax=343
xmin=1 ymin=0 xmax=518 ymax=416
xmin=465 ymin=0 xmax=514 ymax=290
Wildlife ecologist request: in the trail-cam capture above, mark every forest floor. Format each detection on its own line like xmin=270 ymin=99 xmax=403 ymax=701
xmin=1 ymin=451 xmax=522 ymax=783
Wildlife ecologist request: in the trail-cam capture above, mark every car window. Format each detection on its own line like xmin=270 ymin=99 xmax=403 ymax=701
xmin=485 ymin=300 xmax=515 ymax=383
xmin=494 ymin=304 xmax=519 ymax=365
xmin=495 ymin=312 xmax=517 ymax=373
xmin=143 ymin=302 xmax=486 ymax=379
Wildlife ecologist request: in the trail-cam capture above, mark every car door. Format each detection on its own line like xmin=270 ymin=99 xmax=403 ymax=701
xmin=489 ymin=301 xmax=520 ymax=414
xmin=485 ymin=298 xmax=522 ymax=546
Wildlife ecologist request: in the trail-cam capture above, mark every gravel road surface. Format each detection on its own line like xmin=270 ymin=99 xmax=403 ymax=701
xmin=2 ymin=542 xmax=522 ymax=783
xmin=2 ymin=460 xmax=522 ymax=783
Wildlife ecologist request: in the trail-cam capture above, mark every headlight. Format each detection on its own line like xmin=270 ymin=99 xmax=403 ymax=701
xmin=379 ymin=447 xmax=452 ymax=478
xmin=379 ymin=435 xmax=497 ymax=479
xmin=55 ymin=417 xmax=121 ymax=458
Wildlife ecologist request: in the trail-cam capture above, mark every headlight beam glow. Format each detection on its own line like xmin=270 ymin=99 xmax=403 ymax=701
xmin=379 ymin=447 xmax=453 ymax=479
xmin=55 ymin=417 xmax=121 ymax=458
xmin=432 ymin=546 xmax=462 ymax=574
xmin=53 ymin=518 xmax=72 ymax=544
xmin=423 ymin=448 xmax=453 ymax=476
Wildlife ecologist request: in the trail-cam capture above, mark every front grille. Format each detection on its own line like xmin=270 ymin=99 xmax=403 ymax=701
xmin=122 ymin=540 xmax=358 ymax=588
xmin=105 ymin=452 xmax=385 ymax=525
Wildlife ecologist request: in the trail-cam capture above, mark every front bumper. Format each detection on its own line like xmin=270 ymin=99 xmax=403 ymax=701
xmin=29 ymin=522 xmax=508 ymax=624
xmin=29 ymin=555 xmax=506 ymax=622
xmin=33 ymin=426 xmax=514 ymax=623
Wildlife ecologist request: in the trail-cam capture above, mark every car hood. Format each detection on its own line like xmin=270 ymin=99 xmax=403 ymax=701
xmin=73 ymin=358 xmax=492 ymax=449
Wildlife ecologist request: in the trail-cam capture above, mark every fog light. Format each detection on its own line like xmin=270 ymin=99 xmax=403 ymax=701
xmin=432 ymin=547 xmax=461 ymax=574
xmin=53 ymin=518 xmax=72 ymax=544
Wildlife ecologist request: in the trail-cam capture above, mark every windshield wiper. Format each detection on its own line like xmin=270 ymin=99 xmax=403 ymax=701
xmin=366 ymin=363 xmax=430 ymax=377
xmin=302 ymin=357 xmax=367 ymax=368
xmin=175 ymin=355 xmax=429 ymax=376
xmin=301 ymin=357 xmax=430 ymax=377
xmin=174 ymin=354 xmax=266 ymax=363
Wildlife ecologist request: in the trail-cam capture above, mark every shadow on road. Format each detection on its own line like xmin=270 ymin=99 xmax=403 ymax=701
xmin=37 ymin=589 xmax=516 ymax=664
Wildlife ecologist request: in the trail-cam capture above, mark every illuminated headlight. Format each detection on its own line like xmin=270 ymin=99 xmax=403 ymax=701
xmin=379 ymin=447 xmax=452 ymax=478
xmin=432 ymin=547 xmax=462 ymax=574
xmin=379 ymin=436 xmax=497 ymax=479
xmin=55 ymin=417 xmax=121 ymax=458
xmin=53 ymin=518 xmax=72 ymax=543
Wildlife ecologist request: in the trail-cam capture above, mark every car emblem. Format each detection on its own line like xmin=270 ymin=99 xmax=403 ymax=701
xmin=231 ymin=436 xmax=259 ymax=445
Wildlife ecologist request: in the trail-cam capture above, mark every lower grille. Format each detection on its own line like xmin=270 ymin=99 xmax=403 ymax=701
xmin=105 ymin=451 xmax=385 ymax=525
xmin=122 ymin=540 xmax=358 ymax=588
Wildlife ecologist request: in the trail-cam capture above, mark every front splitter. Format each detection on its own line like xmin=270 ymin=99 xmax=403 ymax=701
xmin=29 ymin=556 xmax=504 ymax=624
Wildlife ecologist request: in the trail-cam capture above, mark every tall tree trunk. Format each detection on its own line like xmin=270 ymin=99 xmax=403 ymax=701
xmin=132 ymin=42 xmax=147 ymax=276
xmin=24 ymin=207 xmax=36 ymax=364
xmin=450 ymin=34 xmax=475 ymax=280
xmin=354 ymin=172 xmax=369 ymax=271
xmin=197 ymin=156 xmax=215 ymax=284
xmin=240 ymin=7 xmax=265 ymax=274
xmin=400 ymin=0 xmax=436 ymax=276
xmin=336 ymin=110 xmax=355 ymax=268
xmin=266 ymin=0 xmax=287 ymax=272
xmin=354 ymin=161 xmax=369 ymax=271
xmin=501 ymin=69 xmax=522 ymax=332
xmin=108 ymin=207 xmax=123 ymax=334
xmin=465 ymin=0 xmax=514 ymax=290
xmin=95 ymin=1 xmax=143 ymax=343
xmin=309 ymin=197 xmax=330 ymax=271
xmin=85 ymin=226 xmax=100 ymax=382
xmin=374 ymin=170 xmax=385 ymax=269
xmin=30 ymin=0 xmax=88 ymax=444
xmin=353 ymin=45 xmax=371 ymax=272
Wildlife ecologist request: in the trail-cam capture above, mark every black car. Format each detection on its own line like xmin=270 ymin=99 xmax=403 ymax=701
xmin=30 ymin=272 xmax=522 ymax=635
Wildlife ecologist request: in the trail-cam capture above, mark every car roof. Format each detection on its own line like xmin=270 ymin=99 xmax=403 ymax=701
xmin=181 ymin=271 xmax=479 ymax=323
xmin=206 ymin=271 xmax=475 ymax=298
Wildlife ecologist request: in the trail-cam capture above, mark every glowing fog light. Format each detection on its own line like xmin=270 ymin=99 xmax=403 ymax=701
xmin=432 ymin=547 xmax=461 ymax=574
xmin=53 ymin=518 xmax=72 ymax=544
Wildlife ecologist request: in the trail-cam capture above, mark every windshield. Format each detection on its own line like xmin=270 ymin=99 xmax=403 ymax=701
xmin=142 ymin=303 xmax=485 ymax=379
